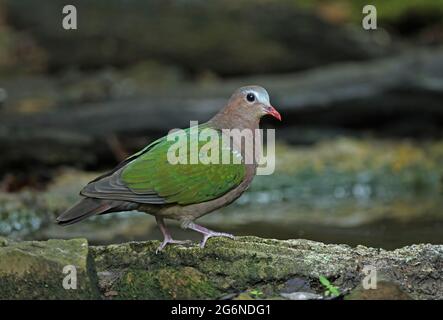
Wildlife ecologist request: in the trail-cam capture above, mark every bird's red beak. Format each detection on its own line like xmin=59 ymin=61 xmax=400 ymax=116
xmin=265 ymin=105 xmax=281 ymax=121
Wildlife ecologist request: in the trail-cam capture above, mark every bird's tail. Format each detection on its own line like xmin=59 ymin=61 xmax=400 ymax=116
xmin=56 ymin=197 xmax=115 ymax=226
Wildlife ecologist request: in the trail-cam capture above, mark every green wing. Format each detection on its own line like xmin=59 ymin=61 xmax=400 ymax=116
xmin=121 ymin=125 xmax=246 ymax=205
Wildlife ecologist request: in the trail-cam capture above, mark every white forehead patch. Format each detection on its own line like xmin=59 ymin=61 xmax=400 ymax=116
xmin=240 ymin=86 xmax=270 ymax=105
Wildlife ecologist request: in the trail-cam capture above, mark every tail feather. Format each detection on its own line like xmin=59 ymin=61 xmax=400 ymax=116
xmin=56 ymin=198 xmax=114 ymax=226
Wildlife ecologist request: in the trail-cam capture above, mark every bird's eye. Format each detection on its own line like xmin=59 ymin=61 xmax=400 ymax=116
xmin=246 ymin=93 xmax=256 ymax=103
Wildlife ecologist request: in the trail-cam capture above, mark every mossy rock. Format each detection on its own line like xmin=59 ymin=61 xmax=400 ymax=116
xmin=90 ymin=237 xmax=443 ymax=300
xmin=345 ymin=280 xmax=412 ymax=300
xmin=111 ymin=266 xmax=219 ymax=299
xmin=0 ymin=238 xmax=100 ymax=299
xmin=0 ymin=236 xmax=441 ymax=299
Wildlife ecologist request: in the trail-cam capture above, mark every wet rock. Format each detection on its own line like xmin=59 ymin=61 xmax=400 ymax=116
xmin=281 ymin=292 xmax=323 ymax=300
xmin=346 ymin=280 xmax=412 ymax=300
xmin=281 ymin=277 xmax=313 ymax=294
xmin=0 ymin=238 xmax=100 ymax=299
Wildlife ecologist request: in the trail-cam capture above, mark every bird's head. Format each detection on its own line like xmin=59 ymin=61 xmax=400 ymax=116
xmin=227 ymin=86 xmax=281 ymax=122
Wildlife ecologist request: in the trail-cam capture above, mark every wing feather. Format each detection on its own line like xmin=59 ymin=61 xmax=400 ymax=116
xmin=82 ymin=125 xmax=246 ymax=206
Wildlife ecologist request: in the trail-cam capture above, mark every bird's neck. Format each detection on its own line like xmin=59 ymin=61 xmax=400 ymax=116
xmin=208 ymin=108 xmax=260 ymax=131
xmin=207 ymin=109 xmax=262 ymax=169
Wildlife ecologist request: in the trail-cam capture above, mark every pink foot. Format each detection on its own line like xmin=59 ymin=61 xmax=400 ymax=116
xmin=200 ymin=231 xmax=235 ymax=248
xmin=183 ymin=221 xmax=235 ymax=248
xmin=155 ymin=216 xmax=191 ymax=253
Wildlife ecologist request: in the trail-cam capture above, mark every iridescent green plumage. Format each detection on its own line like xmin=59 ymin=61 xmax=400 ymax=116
xmin=121 ymin=124 xmax=246 ymax=205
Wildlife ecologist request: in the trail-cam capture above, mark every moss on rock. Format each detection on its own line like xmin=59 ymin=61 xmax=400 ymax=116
xmin=0 ymin=236 xmax=441 ymax=299
xmin=90 ymin=237 xmax=443 ymax=300
xmin=0 ymin=238 xmax=100 ymax=299
xmin=111 ymin=266 xmax=219 ymax=299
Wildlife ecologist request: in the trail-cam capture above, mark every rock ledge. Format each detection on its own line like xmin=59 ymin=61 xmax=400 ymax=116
xmin=0 ymin=236 xmax=441 ymax=299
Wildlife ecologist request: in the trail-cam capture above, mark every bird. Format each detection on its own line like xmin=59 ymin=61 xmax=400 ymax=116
xmin=56 ymin=85 xmax=281 ymax=252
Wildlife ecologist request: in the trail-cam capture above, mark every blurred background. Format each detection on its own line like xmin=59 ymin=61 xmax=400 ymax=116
xmin=1 ymin=0 xmax=442 ymax=249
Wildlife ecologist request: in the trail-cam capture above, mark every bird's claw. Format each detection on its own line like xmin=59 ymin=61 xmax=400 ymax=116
xmin=200 ymin=232 xmax=235 ymax=248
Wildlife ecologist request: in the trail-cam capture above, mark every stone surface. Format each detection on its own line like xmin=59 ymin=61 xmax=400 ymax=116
xmin=0 ymin=237 xmax=100 ymax=299
xmin=90 ymin=237 xmax=442 ymax=300
xmin=346 ymin=280 xmax=412 ymax=300
xmin=0 ymin=236 xmax=441 ymax=299
xmin=281 ymin=292 xmax=323 ymax=300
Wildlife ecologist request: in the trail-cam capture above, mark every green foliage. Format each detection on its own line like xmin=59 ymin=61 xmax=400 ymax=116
xmin=249 ymin=289 xmax=264 ymax=298
xmin=319 ymin=276 xmax=340 ymax=297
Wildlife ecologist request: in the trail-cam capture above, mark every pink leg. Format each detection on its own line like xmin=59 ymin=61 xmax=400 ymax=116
xmin=156 ymin=217 xmax=190 ymax=253
xmin=184 ymin=221 xmax=235 ymax=248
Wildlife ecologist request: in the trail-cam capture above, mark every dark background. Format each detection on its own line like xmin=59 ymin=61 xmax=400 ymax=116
xmin=0 ymin=0 xmax=442 ymax=249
